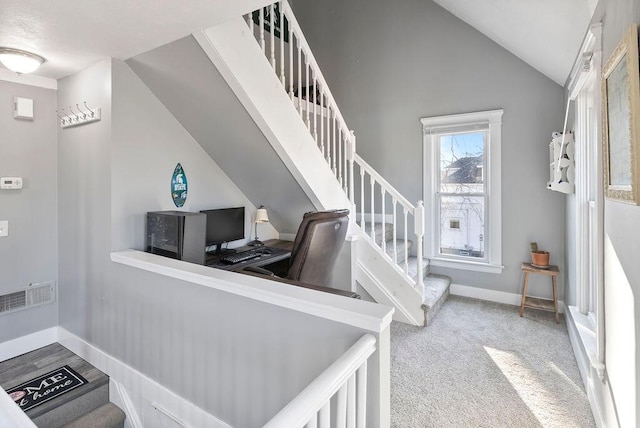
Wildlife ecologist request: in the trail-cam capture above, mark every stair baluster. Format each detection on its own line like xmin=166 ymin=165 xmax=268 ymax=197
xmin=360 ymin=168 xmax=365 ymax=228
xmin=327 ymin=106 xmax=332 ymax=166
xmin=305 ymin=59 xmax=310 ymax=129
xmin=288 ymin=22 xmax=293 ymax=99
xmin=370 ymin=176 xmax=375 ymax=242
xmin=349 ymin=132 xmax=356 ymax=205
xmin=392 ymin=199 xmax=398 ymax=264
xmin=381 ymin=189 xmax=386 ymax=255
xmin=279 ymin=4 xmax=285 ymax=86
xmin=320 ymin=92 xmax=325 ymax=156
xmin=259 ymin=7 xmax=265 ymax=54
xmin=332 ymin=112 xmax=337 ymax=175
xmin=313 ymin=76 xmax=318 ymax=144
xmin=403 ymin=208 xmax=409 ymax=275
xmin=297 ymin=43 xmax=302 ymax=115
xmin=414 ymin=201 xmax=425 ymax=294
xmin=270 ymin=4 xmax=276 ymax=71
xmin=338 ymin=130 xmax=343 ymax=188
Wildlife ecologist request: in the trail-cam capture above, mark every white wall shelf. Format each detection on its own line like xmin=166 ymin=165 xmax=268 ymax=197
xmin=548 ymin=132 xmax=575 ymax=194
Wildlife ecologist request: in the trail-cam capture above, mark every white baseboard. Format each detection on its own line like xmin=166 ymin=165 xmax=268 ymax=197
xmin=0 ymin=327 xmax=58 ymax=362
xmin=450 ymin=283 xmax=565 ymax=313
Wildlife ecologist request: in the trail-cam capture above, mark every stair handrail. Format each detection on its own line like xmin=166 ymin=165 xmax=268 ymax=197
xmin=354 ymin=154 xmax=415 ymax=211
xmin=246 ymin=1 xmax=425 ymax=295
xmin=263 ymin=334 xmax=376 ymax=428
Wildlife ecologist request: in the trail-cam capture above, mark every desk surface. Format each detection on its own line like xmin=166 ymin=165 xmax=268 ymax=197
xmin=206 ymin=239 xmax=293 ymax=272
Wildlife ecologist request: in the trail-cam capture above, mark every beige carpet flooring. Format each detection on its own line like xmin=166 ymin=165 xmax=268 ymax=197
xmin=391 ymin=295 xmax=596 ymax=428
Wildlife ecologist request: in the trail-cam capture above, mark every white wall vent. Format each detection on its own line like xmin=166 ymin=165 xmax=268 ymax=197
xmin=0 ymin=281 xmax=55 ymax=315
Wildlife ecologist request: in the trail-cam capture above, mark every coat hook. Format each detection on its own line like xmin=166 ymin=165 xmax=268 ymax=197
xmin=69 ymin=105 xmax=82 ymax=119
xmin=77 ymin=103 xmax=90 ymax=116
xmin=76 ymin=103 xmax=88 ymax=119
xmin=61 ymin=108 xmax=74 ymax=122
xmin=83 ymin=101 xmax=95 ymax=117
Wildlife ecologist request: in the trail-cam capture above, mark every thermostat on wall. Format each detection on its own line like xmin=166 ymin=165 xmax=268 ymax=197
xmin=1 ymin=177 xmax=23 ymax=189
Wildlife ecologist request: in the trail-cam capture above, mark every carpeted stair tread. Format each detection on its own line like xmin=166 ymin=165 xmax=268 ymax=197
xmin=63 ymin=403 xmax=126 ymax=428
xmin=421 ymin=274 xmax=452 ymax=326
xmin=362 ymin=222 xmax=393 ymax=246
xmin=384 ymin=239 xmax=413 ymax=265
xmin=407 ymin=256 xmax=429 ymax=283
xmin=0 ymin=343 xmax=118 ymax=427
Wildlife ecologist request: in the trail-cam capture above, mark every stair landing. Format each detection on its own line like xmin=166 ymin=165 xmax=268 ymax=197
xmin=0 ymin=343 xmax=116 ymax=427
xmin=408 ymin=258 xmax=452 ymax=327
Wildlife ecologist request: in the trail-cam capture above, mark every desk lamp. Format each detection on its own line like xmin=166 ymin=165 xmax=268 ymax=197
xmin=248 ymin=206 xmax=269 ymax=246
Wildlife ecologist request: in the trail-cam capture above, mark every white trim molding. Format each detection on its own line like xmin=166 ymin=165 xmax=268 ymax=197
xmin=0 ymin=327 xmax=58 ymax=362
xmin=450 ymin=283 xmax=564 ymax=312
xmin=422 ymin=109 xmax=503 ymax=274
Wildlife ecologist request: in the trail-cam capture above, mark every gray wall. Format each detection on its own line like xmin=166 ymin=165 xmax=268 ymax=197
xmin=565 ymin=1 xmax=640 ymax=426
xmin=0 ymin=80 xmax=58 ymax=342
xmin=293 ymin=0 xmax=566 ymax=298
xmin=57 ymin=59 xmax=383 ymax=427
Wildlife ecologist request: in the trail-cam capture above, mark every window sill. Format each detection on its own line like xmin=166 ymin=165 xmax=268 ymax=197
xmin=429 ymin=257 xmax=504 ymax=274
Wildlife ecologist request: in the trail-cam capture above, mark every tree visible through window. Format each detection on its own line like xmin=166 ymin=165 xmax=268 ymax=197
xmin=438 ymin=132 xmax=486 ymax=259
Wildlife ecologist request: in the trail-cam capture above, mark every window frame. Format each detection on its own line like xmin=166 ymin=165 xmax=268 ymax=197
xmin=422 ymin=109 xmax=504 ymax=274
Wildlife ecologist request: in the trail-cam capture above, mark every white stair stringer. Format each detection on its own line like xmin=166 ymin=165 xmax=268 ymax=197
xmin=194 ymin=19 xmax=350 ymax=212
xmin=355 ymin=229 xmax=426 ymax=326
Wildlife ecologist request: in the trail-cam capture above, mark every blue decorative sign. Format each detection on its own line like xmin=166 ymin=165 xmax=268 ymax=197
xmin=171 ymin=163 xmax=188 ymax=207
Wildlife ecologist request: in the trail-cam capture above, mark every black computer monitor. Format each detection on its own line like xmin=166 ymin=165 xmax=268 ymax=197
xmin=200 ymin=207 xmax=245 ymax=255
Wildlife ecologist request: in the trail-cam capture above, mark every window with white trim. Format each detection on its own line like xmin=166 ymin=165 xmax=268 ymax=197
xmin=421 ymin=110 xmax=503 ymax=273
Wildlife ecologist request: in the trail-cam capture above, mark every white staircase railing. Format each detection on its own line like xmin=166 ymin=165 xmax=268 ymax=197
xmin=263 ymin=334 xmax=376 ymax=428
xmin=244 ymin=1 xmax=425 ymax=294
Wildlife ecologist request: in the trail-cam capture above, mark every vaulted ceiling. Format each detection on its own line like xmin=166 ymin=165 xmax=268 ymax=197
xmin=0 ymin=0 xmax=595 ymax=86
xmin=432 ymin=0 xmax=597 ymax=85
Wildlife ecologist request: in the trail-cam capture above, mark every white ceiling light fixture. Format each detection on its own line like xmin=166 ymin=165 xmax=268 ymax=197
xmin=0 ymin=48 xmax=46 ymax=74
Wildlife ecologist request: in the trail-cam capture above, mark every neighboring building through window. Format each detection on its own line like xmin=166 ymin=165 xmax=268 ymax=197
xmin=422 ymin=110 xmax=503 ymax=273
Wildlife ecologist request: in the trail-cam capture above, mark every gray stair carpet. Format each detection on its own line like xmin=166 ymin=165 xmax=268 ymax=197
xmin=64 ymin=403 xmax=126 ymax=428
xmin=0 ymin=343 xmax=125 ymax=428
xmin=407 ymin=257 xmax=451 ymax=326
xmin=362 ymin=222 xmax=413 ymax=264
xmin=364 ymin=221 xmax=451 ymax=326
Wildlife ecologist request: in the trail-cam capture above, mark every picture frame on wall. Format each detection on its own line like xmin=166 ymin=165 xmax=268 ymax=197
xmin=602 ymin=24 xmax=640 ymax=205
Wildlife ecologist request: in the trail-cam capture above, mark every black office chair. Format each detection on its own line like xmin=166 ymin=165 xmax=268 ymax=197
xmin=242 ymin=209 xmax=358 ymax=298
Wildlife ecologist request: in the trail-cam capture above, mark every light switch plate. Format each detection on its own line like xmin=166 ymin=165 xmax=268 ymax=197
xmin=0 ymin=221 xmax=8 ymax=237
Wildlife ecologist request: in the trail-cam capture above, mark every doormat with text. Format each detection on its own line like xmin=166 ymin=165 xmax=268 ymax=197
xmin=7 ymin=365 xmax=87 ymax=412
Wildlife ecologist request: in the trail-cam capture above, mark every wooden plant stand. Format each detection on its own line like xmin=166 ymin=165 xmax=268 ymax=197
xmin=519 ymin=262 xmax=560 ymax=323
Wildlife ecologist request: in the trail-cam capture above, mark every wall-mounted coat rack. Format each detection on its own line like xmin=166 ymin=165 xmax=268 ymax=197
xmin=56 ymin=102 xmax=101 ymax=128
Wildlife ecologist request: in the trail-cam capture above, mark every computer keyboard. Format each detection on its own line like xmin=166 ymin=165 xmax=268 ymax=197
xmin=220 ymin=250 xmax=261 ymax=265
